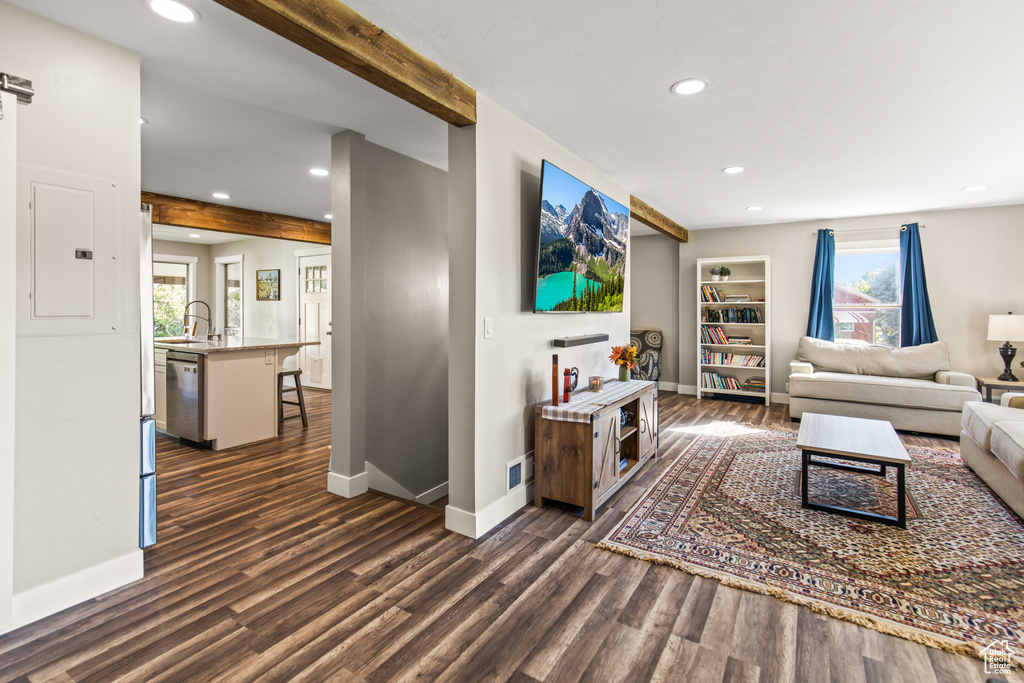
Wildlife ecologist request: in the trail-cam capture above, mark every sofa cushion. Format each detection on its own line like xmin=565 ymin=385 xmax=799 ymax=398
xmin=961 ymin=401 xmax=1024 ymax=451
xmin=790 ymin=372 xmax=979 ymax=412
xmin=991 ymin=421 xmax=1024 ymax=482
xmin=797 ymin=337 xmax=951 ymax=379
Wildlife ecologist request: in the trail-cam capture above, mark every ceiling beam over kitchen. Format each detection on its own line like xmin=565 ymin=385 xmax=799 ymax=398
xmin=212 ymin=0 xmax=477 ymax=127
xmin=630 ymin=194 xmax=688 ymax=242
xmin=630 ymin=196 xmax=689 ymax=243
xmin=143 ymin=192 xmax=332 ymax=245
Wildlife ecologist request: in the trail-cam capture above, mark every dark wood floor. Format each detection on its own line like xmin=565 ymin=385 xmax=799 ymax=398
xmin=0 ymin=391 xmax=1017 ymax=682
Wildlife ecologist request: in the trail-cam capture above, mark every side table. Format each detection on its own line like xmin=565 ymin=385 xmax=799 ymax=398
xmin=976 ymin=376 xmax=1024 ymax=403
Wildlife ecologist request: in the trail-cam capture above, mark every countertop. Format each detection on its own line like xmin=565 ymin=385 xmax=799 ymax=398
xmin=154 ymin=337 xmax=320 ymax=355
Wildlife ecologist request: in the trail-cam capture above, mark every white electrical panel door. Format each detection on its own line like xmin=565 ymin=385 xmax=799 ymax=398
xmin=17 ymin=165 xmax=121 ymax=337
xmin=31 ymin=182 xmax=95 ymax=318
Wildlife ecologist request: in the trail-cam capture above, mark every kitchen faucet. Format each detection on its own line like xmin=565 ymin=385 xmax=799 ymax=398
xmin=183 ymin=300 xmax=216 ymax=340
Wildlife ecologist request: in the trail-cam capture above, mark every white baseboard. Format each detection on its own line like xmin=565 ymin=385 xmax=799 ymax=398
xmin=445 ymin=483 xmax=534 ymax=539
xmin=658 ymin=381 xmax=679 ymax=392
xmin=677 ymin=384 xmax=698 ymax=396
xmin=326 ymin=470 xmax=368 ymax=498
xmin=414 ymin=481 xmax=448 ymax=505
xmin=770 ymin=392 xmax=790 ymax=405
xmin=9 ymin=550 xmax=143 ymax=632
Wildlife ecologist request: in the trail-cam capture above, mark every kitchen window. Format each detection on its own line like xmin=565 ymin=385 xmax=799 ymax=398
xmin=153 ymin=254 xmax=198 ymax=338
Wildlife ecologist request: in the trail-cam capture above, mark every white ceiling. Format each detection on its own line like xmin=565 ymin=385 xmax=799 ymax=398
xmin=9 ymin=0 xmax=1024 ymax=232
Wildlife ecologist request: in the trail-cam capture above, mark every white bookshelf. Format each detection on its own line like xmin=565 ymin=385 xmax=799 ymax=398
xmin=697 ymin=256 xmax=771 ymax=405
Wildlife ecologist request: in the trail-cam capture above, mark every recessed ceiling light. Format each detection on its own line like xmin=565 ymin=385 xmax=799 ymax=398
xmin=670 ymin=78 xmax=709 ymax=95
xmin=189 ymin=233 xmax=202 ymax=239
xmin=212 ymin=192 xmax=230 ymax=199
xmin=722 ymin=166 xmax=745 ymax=174
xmin=148 ymin=0 xmax=199 ymax=23
xmin=963 ymin=185 xmax=987 ymax=192
xmin=309 ymin=168 xmax=329 ymax=177
xmin=324 ymin=213 xmax=333 ymax=219
xmin=139 ymin=117 xmax=149 ymax=125
xmin=746 ymin=206 xmax=763 ymax=211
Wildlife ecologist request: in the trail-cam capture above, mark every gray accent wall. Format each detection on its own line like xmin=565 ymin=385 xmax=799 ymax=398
xmin=630 ymin=230 xmax=680 ymax=385
xmin=362 ymin=139 xmax=449 ymax=495
xmin=329 ymin=131 xmax=449 ymax=499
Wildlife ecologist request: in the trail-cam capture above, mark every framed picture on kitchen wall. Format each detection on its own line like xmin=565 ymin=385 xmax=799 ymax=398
xmin=256 ymin=269 xmax=280 ymax=301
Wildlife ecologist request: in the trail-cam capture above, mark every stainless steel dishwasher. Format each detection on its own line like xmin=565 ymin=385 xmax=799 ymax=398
xmin=165 ymin=350 xmax=204 ymax=442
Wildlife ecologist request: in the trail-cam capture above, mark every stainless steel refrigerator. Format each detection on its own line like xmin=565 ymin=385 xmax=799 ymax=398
xmin=139 ymin=204 xmax=157 ymax=548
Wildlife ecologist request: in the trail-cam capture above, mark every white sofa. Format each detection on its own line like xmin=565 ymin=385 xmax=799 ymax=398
xmin=788 ymin=336 xmax=981 ymax=437
xmin=960 ymin=394 xmax=1024 ymax=519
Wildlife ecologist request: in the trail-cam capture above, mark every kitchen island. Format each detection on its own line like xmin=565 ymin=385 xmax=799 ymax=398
xmin=154 ymin=337 xmax=320 ymax=450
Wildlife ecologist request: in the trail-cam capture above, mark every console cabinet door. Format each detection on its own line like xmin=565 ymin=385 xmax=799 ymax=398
xmin=593 ymin=411 xmax=620 ymax=497
xmin=639 ymin=389 xmax=658 ymax=458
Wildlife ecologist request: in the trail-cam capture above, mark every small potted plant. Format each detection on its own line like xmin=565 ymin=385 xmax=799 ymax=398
xmin=720 ymin=265 xmax=731 ymax=281
xmin=609 ymin=343 xmax=638 ymax=382
xmin=709 ymin=265 xmax=722 ymax=281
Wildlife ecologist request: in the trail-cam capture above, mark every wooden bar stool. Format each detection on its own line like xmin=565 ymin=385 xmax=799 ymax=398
xmin=278 ymin=369 xmax=308 ymax=428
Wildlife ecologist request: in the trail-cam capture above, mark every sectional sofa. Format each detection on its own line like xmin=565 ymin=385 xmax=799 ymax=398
xmin=961 ymin=395 xmax=1024 ymax=519
xmin=788 ymin=336 xmax=981 ymax=437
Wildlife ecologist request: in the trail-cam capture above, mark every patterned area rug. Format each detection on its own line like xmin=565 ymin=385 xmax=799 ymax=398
xmin=598 ymin=421 xmax=1024 ymax=661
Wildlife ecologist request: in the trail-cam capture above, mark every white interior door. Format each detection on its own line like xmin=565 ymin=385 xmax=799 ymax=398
xmin=298 ymin=254 xmax=331 ymax=390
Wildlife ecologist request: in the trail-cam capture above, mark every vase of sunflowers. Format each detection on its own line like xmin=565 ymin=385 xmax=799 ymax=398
xmin=609 ymin=343 xmax=637 ymax=382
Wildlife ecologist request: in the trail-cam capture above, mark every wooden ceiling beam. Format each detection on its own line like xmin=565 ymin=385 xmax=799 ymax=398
xmin=143 ymin=192 xmax=331 ymax=245
xmin=630 ymin=196 xmax=689 ymax=243
xmin=211 ymin=0 xmax=476 ymax=127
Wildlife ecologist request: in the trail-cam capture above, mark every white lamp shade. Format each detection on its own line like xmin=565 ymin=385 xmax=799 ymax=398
xmin=987 ymin=314 xmax=1024 ymax=342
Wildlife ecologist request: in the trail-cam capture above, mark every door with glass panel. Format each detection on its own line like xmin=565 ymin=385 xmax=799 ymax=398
xmin=223 ymin=260 xmax=242 ymax=337
xmin=298 ymin=254 xmax=331 ymax=390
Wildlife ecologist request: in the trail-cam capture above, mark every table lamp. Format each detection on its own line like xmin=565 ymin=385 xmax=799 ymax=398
xmin=987 ymin=312 xmax=1024 ymax=381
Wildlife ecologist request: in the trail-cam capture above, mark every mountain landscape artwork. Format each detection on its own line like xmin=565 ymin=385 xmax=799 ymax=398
xmin=535 ymin=161 xmax=629 ymax=312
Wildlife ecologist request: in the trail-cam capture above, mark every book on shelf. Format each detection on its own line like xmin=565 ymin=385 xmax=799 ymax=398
xmin=743 ymin=377 xmax=765 ymax=390
xmin=700 ymin=286 xmax=726 ymax=302
xmin=700 ymin=350 xmax=766 ymax=367
xmin=729 ymin=336 xmax=752 ymax=345
xmin=700 ymin=326 xmax=730 ymax=345
xmin=724 ymin=294 xmax=750 ymax=302
xmin=701 ymin=371 xmax=741 ymax=391
xmin=702 ymin=308 xmax=722 ymax=323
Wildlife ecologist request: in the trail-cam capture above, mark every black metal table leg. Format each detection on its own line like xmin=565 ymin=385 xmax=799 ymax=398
xmin=896 ymin=463 xmax=906 ymax=529
xmin=801 ymin=450 xmax=810 ymax=509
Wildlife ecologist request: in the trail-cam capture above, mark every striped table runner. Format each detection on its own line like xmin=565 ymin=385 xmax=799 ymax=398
xmin=540 ymin=380 xmax=657 ymax=423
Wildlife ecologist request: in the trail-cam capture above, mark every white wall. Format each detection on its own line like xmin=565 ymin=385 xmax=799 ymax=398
xmin=0 ymin=89 xmax=18 ymax=632
xmin=630 ymin=231 xmax=680 ymax=385
xmin=671 ymin=204 xmax=1024 ymax=399
xmin=2 ymin=2 xmax=143 ymax=627
xmin=209 ymin=235 xmax=311 ymax=339
xmin=446 ymin=95 xmax=632 ymax=537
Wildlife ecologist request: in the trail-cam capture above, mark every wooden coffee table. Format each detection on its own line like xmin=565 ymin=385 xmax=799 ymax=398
xmin=796 ymin=413 xmax=911 ymax=529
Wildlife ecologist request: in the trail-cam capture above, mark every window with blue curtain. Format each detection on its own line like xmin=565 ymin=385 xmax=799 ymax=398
xmin=899 ymin=222 xmax=938 ymax=346
xmin=809 ymin=223 xmax=937 ymax=347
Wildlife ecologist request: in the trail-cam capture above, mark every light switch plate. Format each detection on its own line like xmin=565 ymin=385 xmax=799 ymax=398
xmin=265 ymin=350 xmax=274 ymax=365
xmin=484 ymin=317 xmax=493 ymax=339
